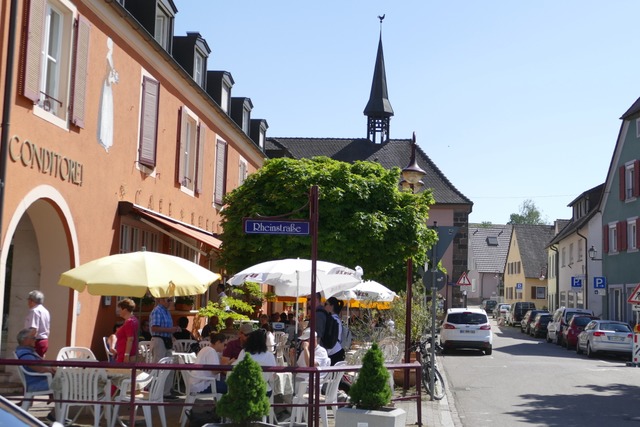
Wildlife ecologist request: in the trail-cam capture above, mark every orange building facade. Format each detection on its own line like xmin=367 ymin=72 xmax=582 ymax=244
xmin=0 ymin=0 xmax=266 ymax=359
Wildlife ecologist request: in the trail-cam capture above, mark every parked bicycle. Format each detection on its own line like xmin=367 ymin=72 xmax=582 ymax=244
xmin=410 ymin=336 xmax=446 ymax=400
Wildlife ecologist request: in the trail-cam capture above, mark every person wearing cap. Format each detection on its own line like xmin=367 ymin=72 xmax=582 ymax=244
xmin=222 ymin=322 xmax=253 ymax=364
xmin=294 ymin=328 xmax=330 ymax=381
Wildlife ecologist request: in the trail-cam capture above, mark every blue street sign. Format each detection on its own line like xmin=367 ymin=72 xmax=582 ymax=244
xmin=571 ymin=277 xmax=583 ymax=288
xmin=594 ymin=277 xmax=607 ymax=289
xmin=243 ymin=219 xmax=310 ymax=235
xmin=516 ymin=283 xmax=523 ymax=290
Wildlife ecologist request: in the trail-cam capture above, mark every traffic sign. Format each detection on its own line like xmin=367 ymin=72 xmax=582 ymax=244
xmin=571 ymin=277 xmax=583 ymax=288
xmin=515 ymin=283 xmax=523 ymax=290
xmin=594 ymin=277 xmax=606 ymax=289
xmin=628 ymin=283 xmax=640 ymax=304
xmin=423 ymin=271 xmax=447 ymax=291
xmin=456 ymin=271 xmax=471 ymax=286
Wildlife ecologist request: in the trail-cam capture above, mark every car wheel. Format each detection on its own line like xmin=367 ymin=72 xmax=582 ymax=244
xmin=484 ymin=346 xmax=492 ymax=356
xmin=576 ymin=342 xmax=583 ymax=355
xmin=587 ymin=342 xmax=596 ymax=358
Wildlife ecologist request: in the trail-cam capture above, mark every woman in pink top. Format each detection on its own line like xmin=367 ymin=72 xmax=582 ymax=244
xmin=115 ymin=298 xmax=139 ymax=363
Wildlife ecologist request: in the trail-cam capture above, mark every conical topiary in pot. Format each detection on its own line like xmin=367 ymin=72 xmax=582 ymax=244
xmin=216 ymin=354 xmax=271 ymax=426
xmin=348 ymin=342 xmax=392 ymax=409
xmin=337 ymin=342 xmax=406 ymax=426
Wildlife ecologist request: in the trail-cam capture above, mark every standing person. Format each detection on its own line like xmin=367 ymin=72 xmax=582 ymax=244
xmin=313 ymin=293 xmax=328 ymax=347
xmin=324 ymin=297 xmax=345 ymax=365
xmin=24 ymin=290 xmax=50 ymax=358
xmin=217 ymin=283 xmax=229 ymax=311
xmin=190 ymin=333 xmax=228 ymax=394
xmin=261 ymin=322 xmax=275 ymax=352
xmin=115 ymin=298 xmax=139 ymax=363
xmin=150 ymin=297 xmax=181 ymax=399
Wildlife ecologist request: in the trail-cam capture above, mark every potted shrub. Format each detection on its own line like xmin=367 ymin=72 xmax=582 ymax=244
xmin=335 ymin=343 xmax=407 ymax=427
xmin=214 ymin=354 xmax=276 ymax=426
xmin=175 ymin=295 xmax=195 ymax=311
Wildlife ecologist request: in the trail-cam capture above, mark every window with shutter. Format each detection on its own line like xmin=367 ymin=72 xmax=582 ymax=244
xmin=177 ymin=106 xmax=198 ymax=193
xmin=214 ymin=140 xmax=227 ymax=205
xmin=195 ymin=125 xmax=205 ymax=194
xmin=238 ymin=158 xmax=248 ymax=186
xmin=70 ymin=15 xmax=90 ymax=128
xmin=138 ymin=76 xmax=160 ymax=168
xmin=22 ymin=0 xmax=82 ymax=128
xmin=619 ymin=221 xmax=628 ymax=252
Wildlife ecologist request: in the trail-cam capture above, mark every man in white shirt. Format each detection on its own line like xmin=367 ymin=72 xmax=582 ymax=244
xmin=191 ymin=333 xmax=228 ymax=394
xmin=24 ymin=290 xmax=51 ymax=358
xmin=295 ymin=328 xmax=330 ymax=380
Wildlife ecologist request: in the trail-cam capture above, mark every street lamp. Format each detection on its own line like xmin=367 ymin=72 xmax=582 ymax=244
xmin=588 ymin=245 xmax=603 ymax=261
xmin=401 ymin=132 xmax=426 ymax=392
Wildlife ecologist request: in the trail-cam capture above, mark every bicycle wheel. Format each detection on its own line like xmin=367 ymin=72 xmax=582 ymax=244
xmin=421 ymin=363 xmax=446 ymax=400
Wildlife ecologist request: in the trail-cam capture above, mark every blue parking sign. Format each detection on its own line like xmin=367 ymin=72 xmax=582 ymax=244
xmin=594 ymin=277 xmax=606 ymax=289
xmin=571 ymin=277 xmax=583 ymax=288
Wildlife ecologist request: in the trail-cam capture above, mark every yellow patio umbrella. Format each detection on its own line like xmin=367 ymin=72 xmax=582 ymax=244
xmin=58 ymin=250 xmax=221 ymax=297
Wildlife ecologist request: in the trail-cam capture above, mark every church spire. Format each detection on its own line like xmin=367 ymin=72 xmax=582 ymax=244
xmin=363 ymin=15 xmax=394 ymax=144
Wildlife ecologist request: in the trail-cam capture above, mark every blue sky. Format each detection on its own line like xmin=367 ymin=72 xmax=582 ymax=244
xmin=175 ymin=1 xmax=638 ymax=225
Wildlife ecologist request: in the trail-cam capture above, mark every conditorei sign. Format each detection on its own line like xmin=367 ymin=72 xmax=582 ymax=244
xmin=9 ymin=135 xmax=83 ymax=186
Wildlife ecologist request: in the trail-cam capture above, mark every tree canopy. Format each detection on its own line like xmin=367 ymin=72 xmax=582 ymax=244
xmin=218 ymin=157 xmax=436 ymax=292
xmin=508 ymin=199 xmax=547 ymax=225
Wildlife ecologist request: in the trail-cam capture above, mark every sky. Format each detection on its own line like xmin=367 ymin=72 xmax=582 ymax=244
xmin=174 ymin=1 xmax=639 ymax=225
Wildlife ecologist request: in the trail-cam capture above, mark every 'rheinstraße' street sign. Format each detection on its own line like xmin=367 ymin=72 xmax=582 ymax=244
xmin=243 ymin=218 xmax=310 ymax=236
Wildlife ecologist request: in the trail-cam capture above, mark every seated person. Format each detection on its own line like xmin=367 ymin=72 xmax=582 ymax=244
xmin=220 ymin=317 xmax=239 ymax=339
xmin=222 ymin=323 xmax=252 ymax=364
xmin=234 ymin=329 xmax=276 ymax=395
xmin=173 ymin=316 xmax=197 ymax=341
xmin=291 ymin=328 xmax=330 ymax=382
xmin=106 ymin=324 xmax=119 ymax=361
xmin=190 ymin=333 xmax=228 ymax=394
xmin=262 ymin=323 xmax=276 ymax=353
xmin=138 ymin=319 xmax=152 ymax=341
xmin=200 ymin=315 xmax=219 ymax=340
xmin=15 ymin=327 xmax=64 ymax=423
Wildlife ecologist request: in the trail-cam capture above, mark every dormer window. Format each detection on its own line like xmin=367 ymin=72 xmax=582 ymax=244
xmin=194 ymin=53 xmax=204 ymax=86
xmin=221 ymin=81 xmax=230 ymax=113
xmin=124 ymin=0 xmax=177 ymax=54
xmin=172 ymin=32 xmax=210 ymax=89
xmin=206 ymin=71 xmax=234 ymax=114
xmin=242 ymin=106 xmax=250 ymax=134
xmin=230 ymin=97 xmax=253 ymax=136
xmin=486 ymin=236 xmax=498 ymax=246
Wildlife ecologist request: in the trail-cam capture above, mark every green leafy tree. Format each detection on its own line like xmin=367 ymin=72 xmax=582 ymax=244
xmin=348 ymin=342 xmax=393 ymax=409
xmin=216 ymin=354 xmax=270 ymax=424
xmin=508 ymin=199 xmax=547 ymax=225
xmin=219 ymin=157 xmax=435 ymax=292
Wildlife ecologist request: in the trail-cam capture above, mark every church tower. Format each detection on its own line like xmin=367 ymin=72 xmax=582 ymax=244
xmin=363 ymin=16 xmax=394 ymax=144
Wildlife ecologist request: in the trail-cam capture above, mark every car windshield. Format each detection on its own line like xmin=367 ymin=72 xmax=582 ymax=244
xmin=447 ymin=312 xmax=488 ymax=325
xmin=538 ymin=317 xmax=551 ymax=325
xmin=599 ymin=323 xmax=631 ymax=333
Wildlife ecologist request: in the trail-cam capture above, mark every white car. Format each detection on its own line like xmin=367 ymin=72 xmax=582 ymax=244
xmin=576 ymin=320 xmax=633 ymax=358
xmin=440 ymin=308 xmax=493 ymax=355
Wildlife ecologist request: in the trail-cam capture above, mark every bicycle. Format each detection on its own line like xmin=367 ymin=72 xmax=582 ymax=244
xmin=410 ymin=336 xmax=446 ymax=400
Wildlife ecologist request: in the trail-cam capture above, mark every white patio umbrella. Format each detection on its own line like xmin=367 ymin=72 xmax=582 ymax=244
xmin=330 ymin=280 xmax=397 ymax=318
xmin=228 ymin=258 xmax=362 ymax=334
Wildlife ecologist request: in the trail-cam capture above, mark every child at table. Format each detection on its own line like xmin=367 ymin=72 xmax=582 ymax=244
xmin=190 ymin=333 xmax=228 ymax=394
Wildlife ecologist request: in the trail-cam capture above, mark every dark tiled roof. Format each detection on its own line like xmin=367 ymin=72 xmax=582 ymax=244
xmin=265 ymin=137 xmax=472 ymax=206
xmin=469 ymin=224 xmax=512 ymax=273
xmin=513 ymin=224 xmax=556 ymax=279
xmin=621 ymin=95 xmax=640 ymax=120
xmin=548 ymin=184 xmax=604 ymax=246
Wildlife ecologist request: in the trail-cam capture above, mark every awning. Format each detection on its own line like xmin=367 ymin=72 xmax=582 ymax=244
xmin=119 ymin=202 xmax=221 ymax=255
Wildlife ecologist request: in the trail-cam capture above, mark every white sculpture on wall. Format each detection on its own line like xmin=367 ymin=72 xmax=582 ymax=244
xmin=97 ymin=37 xmax=119 ymax=152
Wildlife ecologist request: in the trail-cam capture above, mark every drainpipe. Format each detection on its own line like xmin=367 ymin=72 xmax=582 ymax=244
xmin=576 ymin=229 xmax=588 ymax=310
xmin=0 ymin=0 xmax=19 ymax=253
xmin=550 ymin=245 xmax=559 ymax=310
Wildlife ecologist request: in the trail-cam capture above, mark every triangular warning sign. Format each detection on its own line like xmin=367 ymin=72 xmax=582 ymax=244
xmin=627 ymin=283 xmax=640 ymax=304
xmin=456 ymin=271 xmax=471 ymax=286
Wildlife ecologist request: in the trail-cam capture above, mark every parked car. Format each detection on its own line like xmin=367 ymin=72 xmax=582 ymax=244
xmin=576 ymin=320 xmax=633 ymax=358
xmin=507 ymin=302 xmax=536 ymax=326
xmin=0 ymin=395 xmax=57 ymax=426
xmin=481 ymin=299 xmax=498 ymax=314
xmin=493 ymin=303 xmax=511 ymax=320
xmin=520 ymin=309 xmax=549 ymax=334
xmin=547 ymin=307 xmax=595 ymax=346
xmin=440 ymin=307 xmax=493 ymax=355
xmin=529 ymin=313 xmax=552 ymax=338
xmin=562 ymin=315 xmax=600 ymax=349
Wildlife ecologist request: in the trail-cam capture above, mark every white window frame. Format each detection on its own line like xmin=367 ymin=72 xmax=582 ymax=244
xmin=625 ymin=163 xmax=635 ymax=200
xmin=238 ymin=157 xmax=248 ymax=186
xmin=628 ymin=218 xmax=638 ymax=251
xmin=536 ymin=287 xmax=546 ymax=299
xmin=242 ymin=106 xmax=250 ymax=134
xmin=179 ymin=107 xmax=199 ymax=194
xmin=577 ymin=242 xmax=583 ymax=261
xmin=609 ymin=224 xmax=618 ymax=254
xmin=32 ymin=0 xmax=76 ymax=129
xmin=194 ymin=51 xmax=204 ymax=86
xmin=221 ymin=84 xmax=230 ymax=113
xmin=569 ymin=242 xmax=574 ymax=266
xmin=155 ymin=5 xmax=171 ymax=50
xmin=561 ymin=247 xmax=566 ymax=267
xmin=636 ymin=118 xmax=640 ymax=138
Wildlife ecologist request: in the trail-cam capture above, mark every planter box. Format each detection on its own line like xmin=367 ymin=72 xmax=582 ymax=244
xmin=335 ymin=406 xmax=406 ymax=427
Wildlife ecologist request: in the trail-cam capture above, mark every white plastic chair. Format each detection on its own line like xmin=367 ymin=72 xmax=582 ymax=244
xmin=180 ymin=359 xmax=222 ymax=427
xmin=57 ymin=366 xmax=111 ymax=427
xmin=290 ymin=369 xmax=342 ymax=427
xmin=56 ymin=346 xmax=97 ymax=361
xmin=172 ymin=339 xmax=197 ymax=353
xmin=138 ymin=341 xmax=153 ymax=364
xmin=13 ymin=352 xmax=53 ymax=410
xmin=110 ymin=356 xmax=173 ymax=427
xmin=198 ymin=340 xmax=211 ymax=351
xmin=103 ymin=337 xmax=115 ymax=362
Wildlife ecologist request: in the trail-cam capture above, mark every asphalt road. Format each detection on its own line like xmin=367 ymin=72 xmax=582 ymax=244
xmin=440 ymin=316 xmax=640 ymax=427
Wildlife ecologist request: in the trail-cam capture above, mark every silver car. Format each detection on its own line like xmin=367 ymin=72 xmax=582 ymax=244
xmin=576 ymin=320 xmax=633 ymax=358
